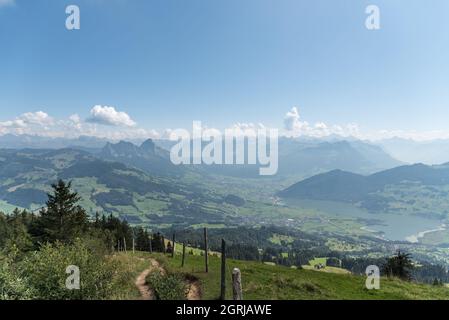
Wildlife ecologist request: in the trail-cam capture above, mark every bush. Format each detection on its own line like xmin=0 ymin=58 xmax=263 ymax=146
xmin=0 ymin=254 xmax=35 ymax=300
xmin=21 ymin=239 xmax=120 ymax=300
xmin=147 ymin=271 xmax=187 ymax=300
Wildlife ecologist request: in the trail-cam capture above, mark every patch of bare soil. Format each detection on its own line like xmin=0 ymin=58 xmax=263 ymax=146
xmin=135 ymin=258 xmax=165 ymax=300
xmin=136 ymin=258 xmax=202 ymax=300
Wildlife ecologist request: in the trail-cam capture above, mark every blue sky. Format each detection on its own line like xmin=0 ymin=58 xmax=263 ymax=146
xmin=1 ymin=0 xmax=449 ymax=140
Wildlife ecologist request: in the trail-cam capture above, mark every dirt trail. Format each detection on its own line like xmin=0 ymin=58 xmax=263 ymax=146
xmin=135 ymin=258 xmax=165 ymax=300
xmin=135 ymin=258 xmax=201 ymax=300
xmin=186 ymin=278 xmax=201 ymax=300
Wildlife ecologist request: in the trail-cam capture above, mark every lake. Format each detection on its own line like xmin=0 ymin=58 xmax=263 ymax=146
xmin=286 ymin=199 xmax=443 ymax=242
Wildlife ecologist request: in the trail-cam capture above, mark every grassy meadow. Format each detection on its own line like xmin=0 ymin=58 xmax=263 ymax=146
xmin=148 ymin=252 xmax=449 ymax=300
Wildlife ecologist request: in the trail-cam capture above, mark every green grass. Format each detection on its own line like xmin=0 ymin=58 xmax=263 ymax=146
xmin=308 ymin=257 xmax=327 ymax=267
xmin=151 ymin=252 xmax=449 ymax=300
xmin=191 ymin=223 xmax=227 ymax=229
xmin=165 ymin=239 xmax=221 ymax=257
xmin=269 ymin=234 xmax=295 ymax=245
xmin=302 ymin=265 xmax=351 ymax=275
xmin=108 ymin=252 xmax=155 ymax=300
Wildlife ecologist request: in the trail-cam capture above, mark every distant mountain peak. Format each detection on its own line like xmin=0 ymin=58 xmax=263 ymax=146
xmin=279 ymin=162 xmax=449 ymax=205
xmin=98 ymin=139 xmax=180 ymax=176
xmin=102 ymin=140 xmax=139 ymax=157
xmin=140 ymin=139 xmax=155 ymax=153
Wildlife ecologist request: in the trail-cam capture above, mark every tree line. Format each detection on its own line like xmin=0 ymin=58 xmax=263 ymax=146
xmin=0 ymin=179 xmax=175 ymax=300
xmin=0 ymin=180 xmax=168 ymax=256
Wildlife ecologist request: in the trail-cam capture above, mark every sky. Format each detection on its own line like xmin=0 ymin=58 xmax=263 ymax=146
xmin=1 ymin=0 xmax=449 ymax=141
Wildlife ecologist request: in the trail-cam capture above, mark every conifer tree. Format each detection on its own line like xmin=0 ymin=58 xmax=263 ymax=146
xmin=38 ymin=180 xmax=89 ymax=244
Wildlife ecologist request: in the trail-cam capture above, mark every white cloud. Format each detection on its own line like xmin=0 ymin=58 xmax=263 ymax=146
xmin=0 ymin=119 xmax=26 ymax=128
xmin=0 ymin=111 xmax=53 ymax=130
xmin=0 ymin=109 xmax=159 ymax=141
xmin=20 ymin=111 xmax=54 ymax=126
xmin=68 ymin=114 xmax=82 ymax=130
xmin=284 ymin=107 xmax=307 ymax=132
xmin=69 ymin=114 xmax=81 ymax=123
xmin=228 ymin=122 xmax=268 ymax=137
xmin=87 ymin=105 xmax=136 ymax=127
xmin=2 ymin=105 xmax=448 ymax=143
xmin=283 ymin=107 xmax=361 ymax=138
xmin=280 ymin=106 xmax=449 ymax=141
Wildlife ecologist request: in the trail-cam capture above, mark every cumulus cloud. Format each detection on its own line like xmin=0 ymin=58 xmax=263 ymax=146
xmin=87 ymin=105 xmax=136 ymax=127
xmin=228 ymin=122 xmax=268 ymax=137
xmin=283 ymin=107 xmax=361 ymax=138
xmin=284 ymin=107 xmax=307 ymax=132
xmin=0 ymin=108 xmax=159 ymax=141
xmin=0 ymin=119 xmax=26 ymax=128
xmin=2 ymin=105 xmax=447 ymax=143
xmin=69 ymin=114 xmax=81 ymax=123
xmin=20 ymin=111 xmax=54 ymax=126
xmin=0 ymin=111 xmax=53 ymax=130
xmin=68 ymin=114 xmax=82 ymax=130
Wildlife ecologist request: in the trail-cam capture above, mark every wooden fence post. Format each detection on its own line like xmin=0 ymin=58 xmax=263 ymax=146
xmin=232 ymin=268 xmax=243 ymax=300
xmin=182 ymin=242 xmax=186 ymax=267
xmin=172 ymin=233 xmax=176 ymax=258
xmin=204 ymin=228 xmax=209 ymax=273
xmin=132 ymin=237 xmax=135 ymax=254
xmin=220 ymin=239 xmax=226 ymax=300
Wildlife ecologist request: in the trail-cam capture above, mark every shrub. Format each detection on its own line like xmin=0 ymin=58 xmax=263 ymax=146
xmin=147 ymin=271 xmax=187 ymax=300
xmin=21 ymin=239 xmax=119 ymax=300
xmin=0 ymin=254 xmax=35 ymax=300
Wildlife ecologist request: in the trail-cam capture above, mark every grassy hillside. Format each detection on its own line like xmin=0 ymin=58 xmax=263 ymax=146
xmin=0 ymin=149 xmax=240 ymax=228
xmin=151 ymin=252 xmax=449 ymax=300
xmin=279 ymin=164 xmax=449 ymax=218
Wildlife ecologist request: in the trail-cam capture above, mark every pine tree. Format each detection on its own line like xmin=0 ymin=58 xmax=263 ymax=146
xmin=38 ymin=180 xmax=89 ymax=244
xmin=151 ymin=232 xmax=165 ymax=252
xmin=135 ymin=227 xmax=151 ymax=251
xmin=382 ymin=250 xmax=414 ymax=281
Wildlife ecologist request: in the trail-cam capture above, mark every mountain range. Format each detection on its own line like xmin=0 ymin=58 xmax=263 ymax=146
xmin=153 ymin=137 xmax=403 ymax=179
xmin=279 ymin=163 xmax=449 ymax=218
xmin=0 ymin=134 xmax=403 ymax=177
xmin=2 ymin=134 xmax=448 ymax=227
xmin=99 ymin=139 xmax=183 ymax=177
xmin=380 ymin=138 xmax=449 ymax=165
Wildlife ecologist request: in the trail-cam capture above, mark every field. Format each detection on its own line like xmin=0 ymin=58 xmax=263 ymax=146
xmin=149 ymin=252 xmax=449 ymax=300
xmin=108 ymin=252 xmax=154 ymax=300
xmin=302 ymin=258 xmax=351 ymax=275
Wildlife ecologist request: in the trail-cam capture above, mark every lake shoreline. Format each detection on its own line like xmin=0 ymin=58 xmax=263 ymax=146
xmin=405 ymin=224 xmax=447 ymax=243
